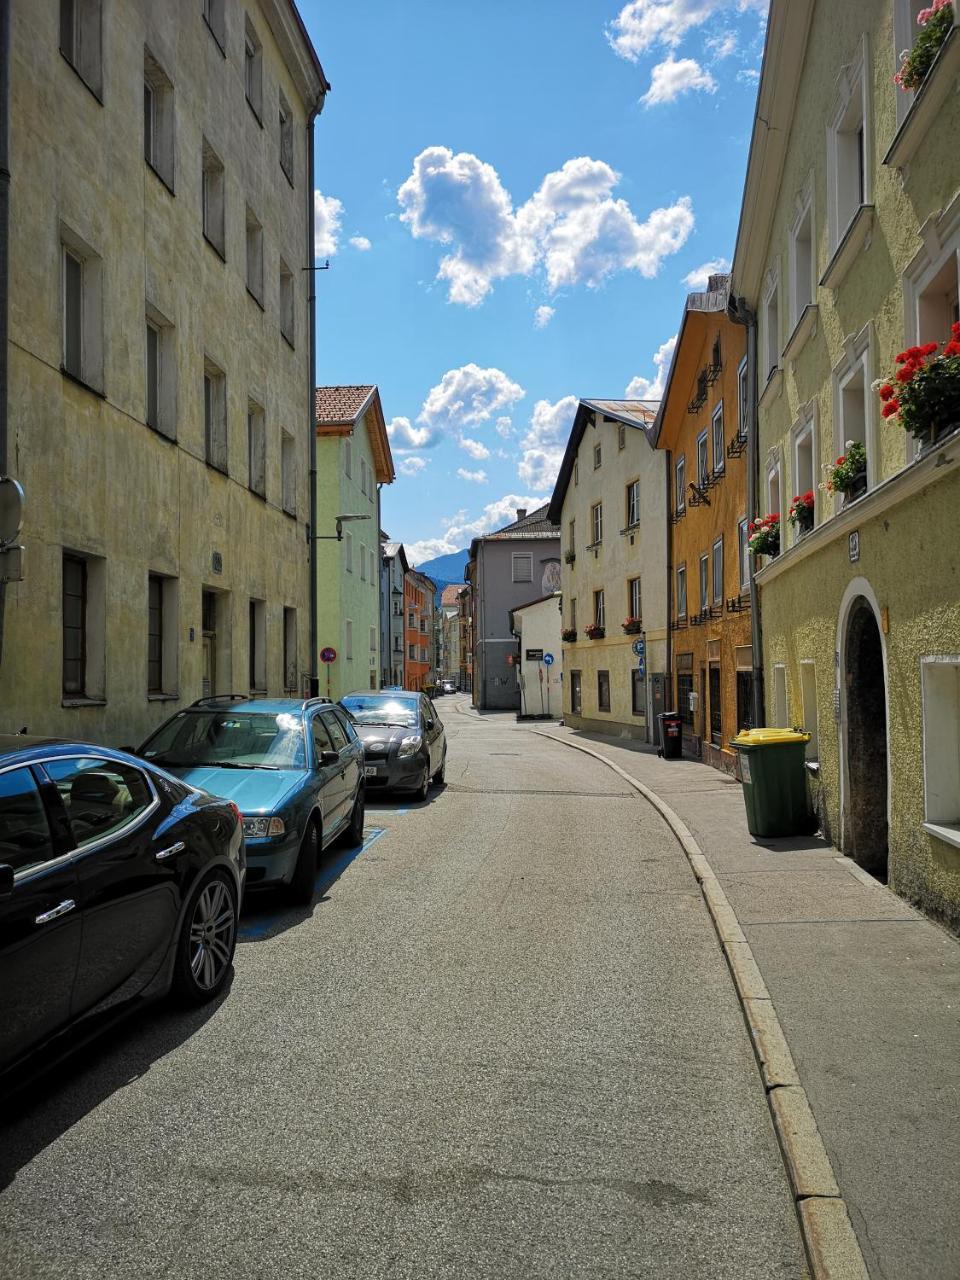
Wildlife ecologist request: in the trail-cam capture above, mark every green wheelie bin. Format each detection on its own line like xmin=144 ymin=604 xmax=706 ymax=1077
xmin=730 ymin=728 xmax=815 ymax=838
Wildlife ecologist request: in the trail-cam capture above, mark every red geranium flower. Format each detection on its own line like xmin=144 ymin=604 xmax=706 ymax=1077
xmin=878 ymin=383 xmax=895 ymax=401
xmin=836 ymin=456 xmax=845 ymax=465
xmin=896 ymin=364 xmax=916 ymax=382
xmin=881 ymin=401 xmax=899 ymax=418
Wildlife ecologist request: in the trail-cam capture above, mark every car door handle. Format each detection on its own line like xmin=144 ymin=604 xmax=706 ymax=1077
xmin=155 ymin=841 xmax=186 ymax=862
xmin=35 ymin=899 xmax=77 ymax=925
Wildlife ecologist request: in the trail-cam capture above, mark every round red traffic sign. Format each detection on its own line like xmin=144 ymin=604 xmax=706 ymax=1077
xmin=320 ymin=646 xmax=337 ymax=664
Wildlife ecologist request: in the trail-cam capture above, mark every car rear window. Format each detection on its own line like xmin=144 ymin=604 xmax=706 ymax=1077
xmin=340 ymin=695 xmax=419 ymax=728
xmin=141 ymin=710 xmax=306 ymax=769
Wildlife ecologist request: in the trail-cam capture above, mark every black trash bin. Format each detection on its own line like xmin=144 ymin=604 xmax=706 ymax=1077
xmin=657 ymin=711 xmax=683 ymax=759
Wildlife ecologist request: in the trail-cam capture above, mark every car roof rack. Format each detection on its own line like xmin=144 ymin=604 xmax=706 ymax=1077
xmin=300 ymin=697 xmax=333 ymax=709
xmin=189 ymin=693 xmax=257 ymax=708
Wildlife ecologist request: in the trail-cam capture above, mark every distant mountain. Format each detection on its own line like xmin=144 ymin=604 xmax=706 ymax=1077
xmin=414 ymin=548 xmax=470 ymax=584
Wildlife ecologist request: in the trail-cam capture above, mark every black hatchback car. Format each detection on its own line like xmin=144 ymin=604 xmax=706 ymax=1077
xmin=0 ymin=737 xmax=244 ymax=1086
xmin=340 ymin=690 xmax=447 ymax=799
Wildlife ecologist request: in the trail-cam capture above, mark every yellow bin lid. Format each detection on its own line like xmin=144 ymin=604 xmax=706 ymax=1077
xmin=732 ymin=727 xmax=811 ymax=746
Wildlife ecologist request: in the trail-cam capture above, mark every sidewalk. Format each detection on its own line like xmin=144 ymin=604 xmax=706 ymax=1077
xmin=526 ymin=720 xmax=960 ymax=1280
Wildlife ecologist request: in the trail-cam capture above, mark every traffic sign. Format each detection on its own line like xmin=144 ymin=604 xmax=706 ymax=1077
xmin=632 ymin=637 xmax=646 ymax=658
xmin=542 ymin=652 xmax=555 ymax=666
xmin=637 ymin=656 xmax=646 ymax=678
xmin=320 ymin=646 xmax=337 ymax=664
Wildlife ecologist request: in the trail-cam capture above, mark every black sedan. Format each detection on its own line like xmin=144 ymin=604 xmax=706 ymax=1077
xmin=340 ymin=691 xmax=446 ymax=800
xmin=0 ymin=737 xmax=244 ymax=1086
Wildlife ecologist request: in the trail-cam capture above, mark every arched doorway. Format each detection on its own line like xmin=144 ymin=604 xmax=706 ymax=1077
xmin=843 ymin=597 xmax=889 ymax=882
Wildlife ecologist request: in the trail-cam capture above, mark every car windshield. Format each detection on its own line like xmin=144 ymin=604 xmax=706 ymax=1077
xmin=141 ymin=710 xmax=306 ymax=769
xmin=341 ymin=695 xmax=419 ymax=728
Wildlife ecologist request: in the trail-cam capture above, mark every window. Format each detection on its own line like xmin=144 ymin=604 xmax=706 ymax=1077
xmin=60 ymin=0 xmax=102 ymax=97
xmin=800 ymin=661 xmax=819 ymax=760
xmin=45 ymin=757 xmax=154 ymax=848
xmin=323 ymin=711 xmax=347 ymax=750
xmin=574 ymin=460 xmax=579 ymax=486
xmin=283 ymin=607 xmax=298 ymax=691
xmin=738 ymin=518 xmax=750 ymax=589
xmin=629 ymin=576 xmax=642 ymax=621
xmin=597 ymin=671 xmax=611 ymax=713
xmin=696 ymin=431 xmax=709 ymax=487
xmin=0 ymin=768 xmax=53 ymax=874
xmin=279 ymin=259 xmax=295 ymax=346
xmin=408 ymin=643 xmax=416 ymax=660
xmin=512 ymin=553 xmax=532 ymax=583
xmin=247 ymin=400 xmax=265 ymax=497
xmin=737 ymin=357 xmax=748 ymax=441
xmin=712 ymin=537 xmax=723 ymax=605
xmin=61 ymin=227 xmax=103 ymax=391
xmin=360 ymin=544 xmax=367 ymax=581
xmin=699 ymin=554 xmax=709 ymax=611
xmin=921 ymin=657 xmax=960 ymax=842
xmin=631 ymin=670 xmax=646 ymax=717
xmin=593 ymin=589 xmax=605 ymax=629
xmin=202 ymin=0 xmax=226 ymax=51
xmin=203 ymin=358 xmax=227 ymax=472
xmin=591 ymin=502 xmax=603 ymax=545
xmin=767 ymin=458 xmax=781 ymax=519
xmin=568 ymin=519 xmax=575 ymax=553
xmin=407 ymin=610 xmax=414 ymax=628
xmin=370 ymin=625 xmax=377 ymax=653
xmin=62 ymin=550 xmax=105 ymax=701
xmin=593 ymin=442 xmax=602 ymax=469
xmin=917 ymin=248 xmax=960 ymax=346
xmin=344 ymin=529 xmax=353 ymax=572
xmin=145 ymin=302 xmax=175 ymax=438
xmin=246 ymin=206 xmax=264 ymax=305
xmin=570 ymin=597 xmax=577 ymax=630
xmin=147 ymin=573 xmax=177 ymax=696
xmin=675 ymin=456 xmax=686 ymax=511
xmin=618 ymin=424 xmax=626 ymax=450
xmin=249 ymin=599 xmax=266 ymax=691
xmin=344 ymin=438 xmax=352 ymax=477
xmin=789 ymin=190 xmax=815 ymax=326
xmin=827 ymin=45 xmax=869 ymax=250
xmin=762 ymin=267 xmax=780 ymax=381
xmin=772 ymin=664 xmax=788 ymax=727
xmin=202 ymin=140 xmax=225 ymax=258
xmin=279 ymin=91 xmax=294 ymax=183
xmin=792 ymin=414 xmax=816 ymax=533
xmin=281 ymin=428 xmax=296 ymax=515
xmin=678 ymin=669 xmax=694 ymax=728
xmin=626 ymin=479 xmax=640 ymax=527
xmin=570 ymin=671 xmax=582 ymax=715
xmin=836 ymin=341 xmax=873 ymax=489
xmin=676 ymin=565 xmax=687 ymax=618
xmin=346 ymin=622 xmax=355 ymax=661
xmin=144 ymin=50 xmax=174 ymax=189
xmin=711 ymin=403 xmax=724 ymax=474
xmin=244 ymin=16 xmax=263 ymax=120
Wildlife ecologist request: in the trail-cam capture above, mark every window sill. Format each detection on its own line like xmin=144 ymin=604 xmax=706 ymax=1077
xmin=281 ymin=331 xmax=295 ymax=352
xmin=820 ymin=205 xmax=874 ymax=290
xmin=203 ymin=233 xmax=226 ymax=264
xmin=884 ymin=20 xmax=960 ymax=169
xmin=247 ymin=287 xmax=265 ymax=311
xmin=62 ymin=697 xmax=106 ymax=708
xmin=783 ymin=303 xmax=818 ymax=362
xmin=758 ymin=366 xmax=783 ymax=413
xmin=146 ymin=161 xmax=175 ymax=197
xmin=148 ymin=692 xmax=179 ymax=702
xmin=619 ymin=522 xmax=641 ymax=535
xmin=282 ymin=506 xmax=298 ymax=520
xmin=281 ymin=164 xmax=295 ymax=190
xmin=61 ymin=367 xmax=106 ymax=400
xmin=205 ymin=459 xmax=229 ymax=478
xmin=248 ymin=487 xmax=267 ymax=502
xmin=922 ymin=821 xmax=960 ymax=851
xmin=203 ymin=16 xmax=227 ymax=56
xmin=146 ymin=421 xmax=177 ymax=444
xmin=60 ymin=52 xmax=103 ymax=105
xmin=246 ymin=99 xmax=264 ymax=128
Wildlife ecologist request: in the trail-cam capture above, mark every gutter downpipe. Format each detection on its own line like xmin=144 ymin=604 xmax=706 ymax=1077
xmin=728 ymin=294 xmax=764 ymax=727
xmin=307 ymin=90 xmax=325 ymax=697
xmin=0 ymin=0 xmax=11 ymax=663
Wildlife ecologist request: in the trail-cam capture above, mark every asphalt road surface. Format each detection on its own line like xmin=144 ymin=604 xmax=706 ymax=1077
xmin=0 ymin=697 xmax=807 ymax=1279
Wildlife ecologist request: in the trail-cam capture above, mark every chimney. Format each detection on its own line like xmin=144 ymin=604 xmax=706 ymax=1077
xmin=516 ymin=508 xmax=527 ymax=522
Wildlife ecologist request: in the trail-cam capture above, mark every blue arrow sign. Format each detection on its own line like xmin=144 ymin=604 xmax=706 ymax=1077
xmin=542 ymin=652 xmax=555 ymax=666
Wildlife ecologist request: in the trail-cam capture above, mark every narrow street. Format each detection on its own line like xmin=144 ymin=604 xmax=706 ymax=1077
xmin=0 ymin=698 xmax=806 ymax=1279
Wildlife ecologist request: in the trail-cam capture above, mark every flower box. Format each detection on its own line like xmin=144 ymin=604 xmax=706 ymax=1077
xmin=788 ymin=491 xmax=815 ymax=534
xmin=747 ymin=515 xmax=780 ymax=558
xmin=584 ymin=625 xmax=605 ymax=639
xmin=561 ymin=627 xmax=577 ymax=642
xmin=874 ymin=325 xmax=960 ymax=449
xmin=895 ymin=1 xmax=954 ymax=92
xmin=564 ymin=550 xmax=576 ymax=564
xmin=821 ymin=442 xmax=867 ymax=501
xmin=622 ymin=619 xmax=643 ymax=634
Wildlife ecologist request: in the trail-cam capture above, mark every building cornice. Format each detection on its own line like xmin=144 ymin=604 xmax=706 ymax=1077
xmin=260 ymin=0 xmax=329 ymax=108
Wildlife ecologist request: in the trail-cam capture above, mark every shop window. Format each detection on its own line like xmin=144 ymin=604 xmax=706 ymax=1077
xmin=570 ymin=671 xmax=582 ymax=715
xmin=597 ymin=670 xmax=610 ymax=713
xmin=631 ymin=669 xmax=646 ymax=716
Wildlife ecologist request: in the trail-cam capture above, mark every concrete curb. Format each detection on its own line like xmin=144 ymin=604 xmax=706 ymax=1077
xmin=531 ymin=728 xmax=869 ymax=1280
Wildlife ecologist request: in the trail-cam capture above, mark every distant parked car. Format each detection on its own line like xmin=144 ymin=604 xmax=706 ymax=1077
xmin=0 ymin=735 xmax=244 ymax=1085
xmin=441 ymin=679 xmax=457 ymax=695
xmin=138 ymin=696 xmax=364 ymax=902
xmin=340 ymin=690 xmax=446 ymax=800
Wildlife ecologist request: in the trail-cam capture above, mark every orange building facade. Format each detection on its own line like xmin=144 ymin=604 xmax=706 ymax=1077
xmin=653 ymin=275 xmax=755 ymax=772
xmin=403 ymin=570 xmax=432 ymax=691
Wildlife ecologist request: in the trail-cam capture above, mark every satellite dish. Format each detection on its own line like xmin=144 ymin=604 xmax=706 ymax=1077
xmin=0 ymin=478 xmax=25 ymax=546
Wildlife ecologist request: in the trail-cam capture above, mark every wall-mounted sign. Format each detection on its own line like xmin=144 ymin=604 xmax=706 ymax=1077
xmin=320 ymin=646 xmax=337 ymax=664
xmin=526 ymin=648 xmax=544 ymax=661
xmin=848 ymin=530 xmax=860 ymax=563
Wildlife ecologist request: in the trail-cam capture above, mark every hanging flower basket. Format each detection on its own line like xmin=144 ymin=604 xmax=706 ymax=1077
xmin=820 ymin=441 xmax=867 ymax=504
xmin=747 ymin=514 xmax=780 ymax=558
xmin=621 ymin=618 xmax=643 ymax=634
xmin=894 ymin=2 xmax=954 ymax=92
xmin=873 ymin=322 xmax=960 ymax=448
xmin=788 ymin=491 xmax=815 ymax=534
xmin=564 ymin=550 xmax=576 ymax=564
xmin=584 ymin=623 xmax=605 ymax=639
xmin=561 ymin=627 xmax=577 ymax=642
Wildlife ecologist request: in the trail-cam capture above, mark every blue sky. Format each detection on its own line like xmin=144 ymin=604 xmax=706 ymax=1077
xmin=300 ymin=0 xmax=767 ymax=563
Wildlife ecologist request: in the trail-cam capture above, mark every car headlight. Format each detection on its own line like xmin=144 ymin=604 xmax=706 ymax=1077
xmin=242 ymin=815 xmax=286 ymax=838
xmin=397 ymin=734 xmax=423 ymax=758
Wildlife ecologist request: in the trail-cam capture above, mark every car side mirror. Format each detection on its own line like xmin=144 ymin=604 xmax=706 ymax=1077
xmin=0 ymin=864 xmax=14 ymax=899
xmin=425 ymin=719 xmax=435 ymax=731
xmin=319 ymin=749 xmax=340 ymax=766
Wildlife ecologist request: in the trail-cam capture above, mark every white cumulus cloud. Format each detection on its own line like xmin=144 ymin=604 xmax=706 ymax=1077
xmin=406 ymin=494 xmax=543 ymax=565
xmin=349 ymin=235 xmax=372 ymax=251
xmin=606 ymin=0 xmax=766 ymax=61
xmin=682 ymin=256 xmax=731 ymax=288
xmin=518 ymin=395 xmax=579 ymax=492
xmin=419 ymin=363 xmax=525 ymax=429
xmin=642 ymin=56 xmax=717 ymax=105
xmin=534 ymin=305 xmax=556 ymax=328
xmin=495 ymin=417 xmax=514 ymax=438
xmin=625 ymin=335 xmax=677 ymax=400
xmin=706 ymin=30 xmax=738 ymax=57
xmin=387 ymin=416 xmax=433 ymax=451
xmin=314 ymin=191 xmax=344 ymax=257
xmin=398 ymin=146 xmax=694 ymax=305
xmin=459 ymin=437 xmax=491 ymax=460
xmin=457 ymin=468 xmax=488 ymax=484
xmin=399 ymin=456 xmax=428 ymax=476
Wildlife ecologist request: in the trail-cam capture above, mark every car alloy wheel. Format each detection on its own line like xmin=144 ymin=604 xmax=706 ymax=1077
xmin=173 ymin=871 xmax=237 ymax=1004
xmin=417 ymin=764 xmax=430 ymax=802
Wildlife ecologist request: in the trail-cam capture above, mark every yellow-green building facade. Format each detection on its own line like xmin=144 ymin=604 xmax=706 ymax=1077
xmin=732 ymin=0 xmax=960 ymax=928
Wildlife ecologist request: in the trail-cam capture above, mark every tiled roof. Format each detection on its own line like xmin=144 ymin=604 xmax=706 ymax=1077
xmin=314 ymin=385 xmax=376 ymax=424
xmin=584 ymin=399 xmax=658 ymax=426
xmin=487 ymin=503 xmax=559 ymax=537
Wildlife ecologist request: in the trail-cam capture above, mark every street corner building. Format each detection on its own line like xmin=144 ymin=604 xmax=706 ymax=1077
xmin=651 ymin=274 xmax=754 ymax=772
xmin=0 ymin=0 xmax=328 ymax=743
xmin=510 ymin=593 xmax=563 ymax=720
xmin=732 ymin=0 xmax=960 ymax=928
xmin=403 ymin=568 xmax=436 ymax=693
xmin=466 ymin=505 xmax=560 ymax=712
xmin=314 ymin=385 xmax=396 ymax=701
xmin=548 ymin=403 xmax=668 ymax=741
